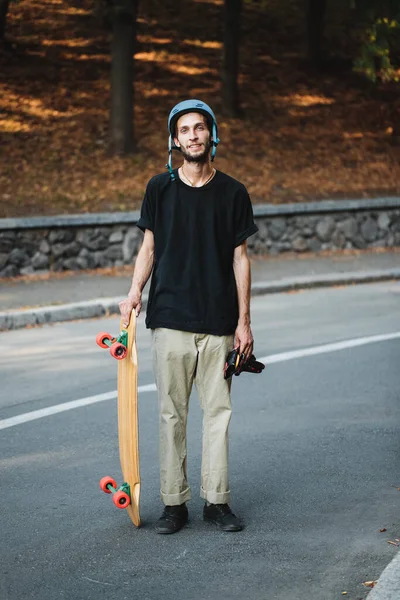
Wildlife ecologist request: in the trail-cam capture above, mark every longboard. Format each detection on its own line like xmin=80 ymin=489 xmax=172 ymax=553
xmin=97 ymin=311 xmax=141 ymax=527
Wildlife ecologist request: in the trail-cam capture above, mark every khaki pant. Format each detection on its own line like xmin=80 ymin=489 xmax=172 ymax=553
xmin=151 ymin=328 xmax=234 ymax=506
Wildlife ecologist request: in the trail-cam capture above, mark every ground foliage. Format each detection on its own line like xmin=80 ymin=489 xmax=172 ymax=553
xmin=0 ymin=0 xmax=399 ymax=217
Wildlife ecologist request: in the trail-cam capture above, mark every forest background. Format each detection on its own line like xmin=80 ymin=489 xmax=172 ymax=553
xmin=0 ymin=0 xmax=399 ymax=218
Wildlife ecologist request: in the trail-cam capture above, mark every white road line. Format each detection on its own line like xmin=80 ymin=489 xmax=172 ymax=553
xmin=0 ymin=384 xmax=156 ymax=431
xmin=258 ymin=331 xmax=400 ymax=364
xmin=1 ymin=332 xmax=399 ymax=431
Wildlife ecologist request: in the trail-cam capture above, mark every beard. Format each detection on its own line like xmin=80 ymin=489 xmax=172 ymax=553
xmin=181 ymin=138 xmax=212 ymax=164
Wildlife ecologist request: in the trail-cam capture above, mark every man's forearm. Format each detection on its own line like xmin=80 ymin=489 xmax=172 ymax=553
xmin=128 ymin=245 xmax=154 ymax=298
xmin=233 ymin=253 xmax=251 ymax=324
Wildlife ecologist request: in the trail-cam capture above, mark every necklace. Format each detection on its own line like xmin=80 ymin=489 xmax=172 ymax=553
xmin=181 ymin=166 xmax=215 ymax=187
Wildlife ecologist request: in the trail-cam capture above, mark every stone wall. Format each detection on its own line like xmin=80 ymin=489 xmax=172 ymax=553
xmin=1 ymin=198 xmax=399 ymax=278
xmin=248 ymin=210 xmax=400 ymax=255
xmin=0 ymin=226 xmax=143 ymax=277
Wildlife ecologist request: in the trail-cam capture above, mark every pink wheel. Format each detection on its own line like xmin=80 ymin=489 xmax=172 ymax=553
xmin=113 ymin=490 xmax=131 ymax=508
xmin=100 ymin=476 xmax=117 ymax=494
xmin=96 ymin=332 xmax=113 ymax=349
xmin=110 ymin=342 xmax=127 ymax=360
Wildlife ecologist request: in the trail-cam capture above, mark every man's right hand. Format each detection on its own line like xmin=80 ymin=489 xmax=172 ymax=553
xmin=119 ymin=292 xmax=142 ymax=328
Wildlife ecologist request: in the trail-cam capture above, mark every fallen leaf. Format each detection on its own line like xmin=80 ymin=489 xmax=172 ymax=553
xmin=362 ymin=581 xmax=378 ymax=588
xmin=341 ymin=592 xmax=348 ymax=596
xmin=379 ymin=528 xmax=387 ymax=532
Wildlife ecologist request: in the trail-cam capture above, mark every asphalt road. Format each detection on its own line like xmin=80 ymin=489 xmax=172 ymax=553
xmin=1 ymin=282 xmax=399 ymax=600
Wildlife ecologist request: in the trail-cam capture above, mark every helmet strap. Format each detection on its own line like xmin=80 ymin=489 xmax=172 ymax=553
xmin=166 ymin=135 xmax=176 ymax=181
xmin=211 ymin=123 xmax=220 ymax=162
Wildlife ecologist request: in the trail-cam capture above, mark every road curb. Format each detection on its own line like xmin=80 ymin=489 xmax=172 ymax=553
xmin=1 ymin=269 xmax=400 ymax=331
xmin=366 ymin=550 xmax=400 ymax=599
xmin=0 ymin=296 xmax=133 ymax=331
xmin=251 ymin=269 xmax=400 ymax=295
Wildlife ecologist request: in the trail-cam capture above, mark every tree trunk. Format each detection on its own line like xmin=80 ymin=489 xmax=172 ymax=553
xmin=109 ymin=0 xmax=138 ymax=155
xmin=306 ymin=0 xmax=327 ymax=67
xmin=391 ymin=102 xmax=400 ymax=146
xmin=0 ymin=0 xmax=10 ymax=41
xmin=222 ymin=0 xmax=242 ymax=118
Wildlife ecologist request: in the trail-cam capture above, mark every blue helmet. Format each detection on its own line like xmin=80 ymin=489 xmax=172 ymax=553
xmin=166 ymin=99 xmax=220 ymax=180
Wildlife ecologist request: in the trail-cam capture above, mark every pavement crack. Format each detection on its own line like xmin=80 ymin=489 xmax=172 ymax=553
xmin=81 ymin=576 xmax=115 ymax=587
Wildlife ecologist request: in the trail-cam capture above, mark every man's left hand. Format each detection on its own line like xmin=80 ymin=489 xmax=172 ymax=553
xmin=234 ymin=322 xmax=254 ymax=362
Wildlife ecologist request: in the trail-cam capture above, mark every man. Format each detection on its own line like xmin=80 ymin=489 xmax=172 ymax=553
xmin=119 ymin=99 xmax=258 ymax=534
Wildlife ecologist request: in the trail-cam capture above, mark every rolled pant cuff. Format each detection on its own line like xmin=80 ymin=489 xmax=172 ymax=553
xmin=200 ymin=487 xmax=231 ymax=505
xmin=161 ymin=487 xmax=192 ymax=506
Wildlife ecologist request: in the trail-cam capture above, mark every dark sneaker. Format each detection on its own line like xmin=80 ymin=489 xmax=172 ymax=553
xmin=155 ymin=503 xmax=188 ymax=534
xmin=203 ymin=503 xmax=243 ymax=531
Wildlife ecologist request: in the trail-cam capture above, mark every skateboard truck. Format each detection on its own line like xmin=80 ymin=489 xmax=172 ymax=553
xmin=99 ymin=476 xmax=131 ymax=508
xmin=96 ymin=330 xmax=128 ymax=360
xmin=224 ymin=348 xmax=265 ymax=380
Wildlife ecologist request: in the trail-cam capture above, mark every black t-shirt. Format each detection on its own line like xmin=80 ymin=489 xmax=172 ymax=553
xmin=136 ymin=168 xmax=258 ymax=335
